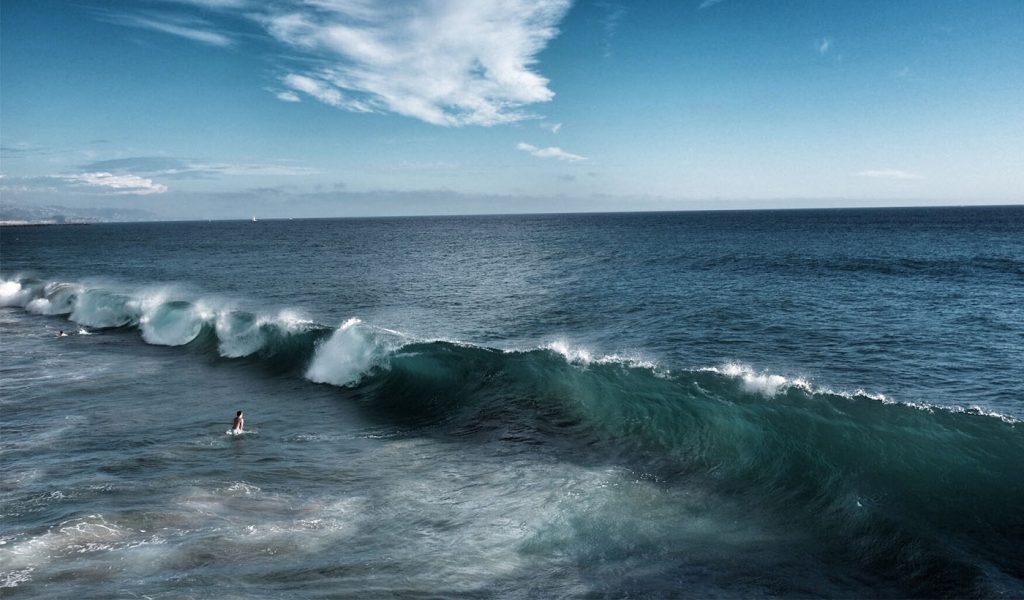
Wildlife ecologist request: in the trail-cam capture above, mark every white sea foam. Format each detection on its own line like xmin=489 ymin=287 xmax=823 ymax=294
xmin=214 ymin=310 xmax=263 ymax=357
xmin=306 ymin=318 xmax=405 ymax=387
xmin=544 ymin=339 xmax=662 ymax=371
xmin=0 ymin=280 xmax=32 ymax=307
xmin=25 ymin=297 xmax=52 ymax=314
xmin=691 ymin=362 xmax=1016 ymax=422
xmin=955 ymin=404 xmax=1020 ymax=424
xmin=267 ymin=309 xmax=314 ymax=331
xmin=0 ymin=567 xmax=33 ymax=588
xmin=24 ymin=282 xmax=80 ymax=315
xmin=704 ymin=362 xmax=812 ymax=396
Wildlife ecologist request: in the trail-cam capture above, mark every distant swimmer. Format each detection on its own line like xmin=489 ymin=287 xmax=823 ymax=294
xmin=231 ymin=410 xmax=245 ymax=434
xmin=57 ymin=329 xmax=68 ymax=337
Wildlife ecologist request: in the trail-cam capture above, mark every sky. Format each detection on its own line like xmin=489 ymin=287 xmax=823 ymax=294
xmin=1 ymin=0 xmax=1022 ymax=220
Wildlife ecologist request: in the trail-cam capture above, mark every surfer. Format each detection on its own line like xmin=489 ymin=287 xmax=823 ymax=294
xmin=231 ymin=410 xmax=244 ymax=434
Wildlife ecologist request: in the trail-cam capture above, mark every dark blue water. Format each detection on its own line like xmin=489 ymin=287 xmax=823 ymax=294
xmin=2 ymin=206 xmax=1022 ymax=598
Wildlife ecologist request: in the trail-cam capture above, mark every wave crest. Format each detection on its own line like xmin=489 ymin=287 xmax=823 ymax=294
xmin=306 ymin=318 xmax=406 ymax=387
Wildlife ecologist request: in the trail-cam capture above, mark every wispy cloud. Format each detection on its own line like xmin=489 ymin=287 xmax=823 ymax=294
xmin=262 ymin=1 xmax=573 ymax=126
xmin=2 ymin=171 xmax=160 ymax=197
xmin=79 ymin=156 xmax=317 ymax=179
xmin=516 ymin=142 xmax=586 ymax=162
xmin=816 ymin=37 xmax=833 ymax=55
xmin=98 ymin=1 xmax=573 ymax=127
xmin=281 ymin=74 xmax=344 ymax=108
xmin=541 ymin=122 xmax=562 ymax=134
xmin=101 ymin=11 xmax=235 ymax=47
xmin=856 ymin=169 xmax=923 ymax=180
xmin=698 ymin=0 xmax=728 ymax=9
xmin=63 ymin=172 xmax=169 ymax=195
xmin=0 ymin=143 xmax=53 ymax=158
xmin=159 ymin=0 xmax=251 ymax=8
xmin=280 ymin=73 xmax=374 ymax=112
xmin=598 ymin=1 xmax=626 ymax=58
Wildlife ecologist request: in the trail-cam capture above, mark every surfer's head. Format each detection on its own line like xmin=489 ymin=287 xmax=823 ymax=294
xmin=236 ymin=410 xmax=243 ymax=417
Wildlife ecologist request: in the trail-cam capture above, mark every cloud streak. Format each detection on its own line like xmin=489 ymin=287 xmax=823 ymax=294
xmin=598 ymin=1 xmax=626 ymax=58
xmin=101 ymin=12 xmax=235 ymax=47
xmin=516 ymin=142 xmax=587 ymax=162
xmin=856 ymin=169 xmax=923 ymax=180
xmin=63 ymin=172 xmax=169 ymax=195
xmin=78 ymin=157 xmax=317 ymax=179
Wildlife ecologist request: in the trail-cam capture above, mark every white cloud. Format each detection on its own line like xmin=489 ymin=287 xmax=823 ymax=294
xmin=78 ymin=156 xmax=317 ymax=179
xmin=280 ymin=74 xmax=372 ymax=111
xmin=698 ymin=0 xmax=727 ymax=9
xmin=262 ymin=1 xmax=573 ymax=126
xmin=516 ymin=142 xmax=586 ymax=162
xmin=541 ymin=122 xmax=563 ymax=134
xmin=599 ymin=1 xmax=626 ymax=57
xmin=104 ymin=13 xmax=234 ymax=47
xmin=855 ymin=169 xmax=923 ymax=180
xmin=282 ymin=74 xmax=344 ymax=107
xmin=161 ymin=0 xmax=251 ymax=8
xmin=276 ymin=90 xmax=301 ymax=102
xmin=205 ymin=162 xmax=317 ymax=176
xmin=64 ymin=172 xmax=169 ymax=195
xmin=816 ymin=37 xmax=832 ymax=54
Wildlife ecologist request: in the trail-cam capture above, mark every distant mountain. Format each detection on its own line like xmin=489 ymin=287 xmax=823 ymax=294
xmin=0 ymin=203 xmax=157 ymax=225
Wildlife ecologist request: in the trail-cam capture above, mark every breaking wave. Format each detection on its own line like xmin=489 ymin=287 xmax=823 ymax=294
xmin=2 ymin=274 xmax=1023 ymax=596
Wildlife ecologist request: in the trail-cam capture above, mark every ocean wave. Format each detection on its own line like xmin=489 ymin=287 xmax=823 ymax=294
xmin=306 ymin=318 xmax=407 ymax=387
xmin=0 ymin=277 xmax=325 ymax=361
xmin=1 ymin=275 xmax=1016 ymax=422
xmin=3 ymin=273 xmax=1023 ymax=595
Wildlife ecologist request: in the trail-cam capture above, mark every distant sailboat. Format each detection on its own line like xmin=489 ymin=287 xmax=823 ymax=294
xmin=252 ymin=216 xmax=258 ymax=222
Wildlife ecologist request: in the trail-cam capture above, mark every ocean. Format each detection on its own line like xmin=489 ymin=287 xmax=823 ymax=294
xmin=1 ymin=206 xmax=1022 ymax=598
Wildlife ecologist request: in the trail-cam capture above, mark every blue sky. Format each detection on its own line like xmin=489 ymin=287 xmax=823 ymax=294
xmin=1 ymin=0 xmax=1022 ymax=219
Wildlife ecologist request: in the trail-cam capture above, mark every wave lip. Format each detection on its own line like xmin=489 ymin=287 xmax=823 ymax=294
xmin=542 ymin=339 xmax=662 ymax=372
xmin=306 ymin=318 xmax=407 ymax=387
xmin=70 ymin=288 xmax=140 ymax=328
xmin=140 ymin=300 xmax=205 ymax=346
xmin=2 ymin=274 xmax=1019 ymax=428
xmin=701 ymin=362 xmax=813 ymax=396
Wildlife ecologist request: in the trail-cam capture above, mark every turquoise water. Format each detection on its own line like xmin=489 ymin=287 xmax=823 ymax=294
xmin=2 ymin=207 xmax=1022 ymax=597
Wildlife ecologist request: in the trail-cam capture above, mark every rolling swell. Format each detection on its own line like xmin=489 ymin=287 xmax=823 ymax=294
xmin=3 ymin=275 xmax=1022 ymax=596
xmin=363 ymin=347 xmax=1024 ymax=596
